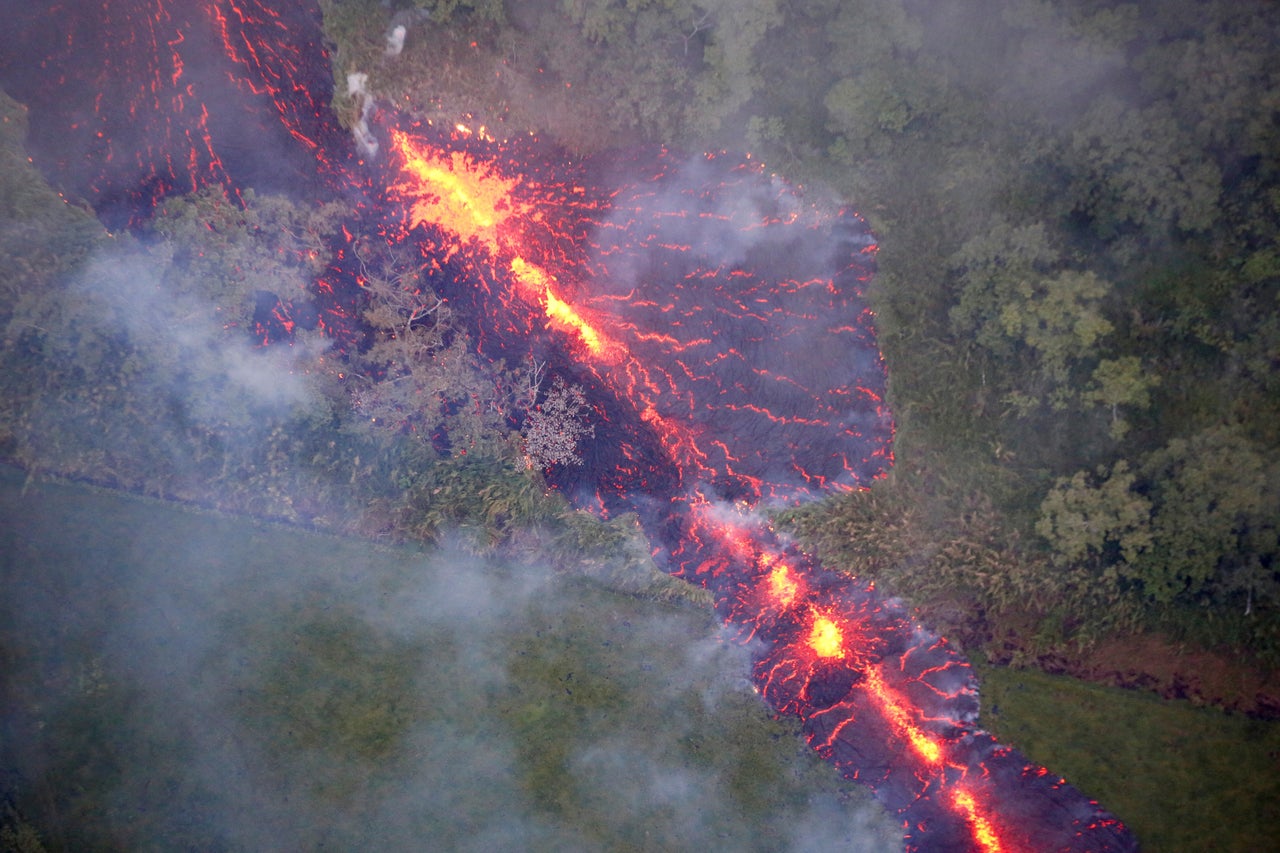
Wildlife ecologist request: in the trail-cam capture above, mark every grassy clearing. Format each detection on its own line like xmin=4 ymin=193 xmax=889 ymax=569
xmin=7 ymin=468 xmax=1275 ymax=851
xmin=0 ymin=468 xmax=899 ymax=850
xmin=974 ymin=660 xmax=1280 ymax=852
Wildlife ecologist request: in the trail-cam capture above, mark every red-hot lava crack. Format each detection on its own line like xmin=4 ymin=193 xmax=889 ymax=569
xmin=0 ymin=0 xmax=348 ymax=230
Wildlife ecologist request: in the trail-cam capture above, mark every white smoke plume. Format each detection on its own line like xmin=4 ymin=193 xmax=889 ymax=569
xmin=0 ymin=477 xmax=902 ymax=850
xmin=346 ymin=71 xmax=379 ymax=157
xmin=385 ymin=24 xmax=406 ymax=57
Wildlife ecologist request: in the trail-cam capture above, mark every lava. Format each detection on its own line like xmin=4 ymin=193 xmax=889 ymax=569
xmin=2 ymin=3 xmax=1139 ymax=850
xmin=952 ymin=789 xmax=1005 ymax=853
xmin=808 ymin=612 xmax=846 ymax=659
xmin=0 ymin=0 xmax=346 ymax=229
xmin=381 ymin=126 xmax=893 ymax=506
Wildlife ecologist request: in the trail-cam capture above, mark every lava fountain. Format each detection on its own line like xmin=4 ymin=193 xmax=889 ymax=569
xmin=1 ymin=2 xmax=1138 ymax=850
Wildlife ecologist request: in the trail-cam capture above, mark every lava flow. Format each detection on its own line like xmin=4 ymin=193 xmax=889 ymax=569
xmin=378 ymin=125 xmax=1137 ymax=852
xmin=0 ymin=0 xmax=347 ymax=229
xmin=3 ymin=2 xmax=1138 ymax=849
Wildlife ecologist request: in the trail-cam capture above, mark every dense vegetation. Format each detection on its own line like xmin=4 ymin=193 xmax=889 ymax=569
xmin=0 ymin=0 xmax=1276 ymax=718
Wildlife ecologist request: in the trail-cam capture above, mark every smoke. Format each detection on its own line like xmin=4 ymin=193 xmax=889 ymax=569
xmin=347 ymin=71 xmax=379 ymax=157
xmin=385 ymin=24 xmax=407 ymax=57
xmin=565 ymin=149 xmax=888 ymax=506
xmin=0 ymin=475 xmax=900 ymax=850
xmin=588 ymin=153 xmax=812 ymax=290
xmin=73 ymin=247 xmax=327 ymax=420
xmin=6 ymin=237 xmax=328 ymax=487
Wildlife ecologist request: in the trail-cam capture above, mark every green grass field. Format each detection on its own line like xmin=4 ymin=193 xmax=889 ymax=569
xmin=975 ymin=661 xmax=1280 ymax=851
xmin=2 ymin=467 xmax=1276 ymax=851
xmin=0 ymin=468 xmax=898 ymax=850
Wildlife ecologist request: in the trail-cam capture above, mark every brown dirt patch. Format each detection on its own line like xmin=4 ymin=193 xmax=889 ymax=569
xmin=916 ymin=599 xmax=1280 ymax=718
xmin=1031 ymin=632 xmax=1280 ymax=719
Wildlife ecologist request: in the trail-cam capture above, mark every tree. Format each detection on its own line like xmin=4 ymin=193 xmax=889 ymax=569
xmin=1082 ymin=356 xmax=1158 ymax=439
xmin=152 ymin=188 xmax=344 ymax=332
xmin=1130 ymin=425 xmax=1280 ymax=610
xmin=1066 ymin=96 xmax=1222 ymax=237
xmin=521 ymin=376 xmax=594 ymax=469
xmin=996 ymin=269 xmax=1113 ymax=406
xmin=950 ymin=220 xmax=1114 ymax=414
xmin=1037 ymin=460 xmax=1152 ymax=570
xmin=410 ymin=0 xmax=505 ymax=24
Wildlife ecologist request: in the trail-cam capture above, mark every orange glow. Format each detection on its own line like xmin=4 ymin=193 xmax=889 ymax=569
xmin=509 ymin=256 xmax=617 ymax=359
xmin=389 ymin=130 xmax=622 ymax=362
xmin=389 ymin=129 xmax=523 ymax=253
xmin=766 ymin=561 xmax=799 ymax=610
xmin=545 ymin=289 xmax=606 ymax=355
xmin=862 ymin=668 xmax=942 ymax=765
xmin=952 ymin=789 xmax=1005 ymax=853
xmin=808 ymin=613 xmax=845 ymax=659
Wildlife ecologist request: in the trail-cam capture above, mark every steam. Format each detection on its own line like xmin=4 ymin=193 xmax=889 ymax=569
xmin=385 ymin=24 xmax=406 ymax=57
xmin=73 ymin=248 xmax=326 ymax=420
xmin=591 ymin=154 xmax=812 ymax=288
xmin=571 ymin=150 xmax=887 ymax=507
xmin=347 ymin=71 xmax=379 ymax=157
xmin=4 ymin=238 xmax=330 ymax=491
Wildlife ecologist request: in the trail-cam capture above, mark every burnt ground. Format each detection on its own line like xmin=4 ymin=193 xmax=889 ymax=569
xmin=1030 ymin=633 xmax=1280 ymax=720
xmin=924 ymin=600 xmax=1280 ymax=720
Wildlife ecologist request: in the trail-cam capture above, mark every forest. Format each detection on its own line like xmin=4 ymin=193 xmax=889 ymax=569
xmin=2 ymin=0 xmax=1278 ymax=723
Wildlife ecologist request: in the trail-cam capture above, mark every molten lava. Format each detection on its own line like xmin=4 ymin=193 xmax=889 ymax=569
xmin=808 ymin=613 xmax=846 ymax=659
xmin=0 ymin=0 xmax=345 ymax=228
xmin=390 ymin=128 xmax=522 ymax=250
xmin=3 ymin=3 xmax=1139 ymax=850
xmin=765 ymin=560 xmax=800 ymax=610
xmin=953 ymin=789 xmax=1005 ymax=853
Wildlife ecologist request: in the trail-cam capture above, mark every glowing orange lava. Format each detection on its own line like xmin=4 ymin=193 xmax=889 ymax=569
xmin=862 ymin=668 xmax=942 ymax=765
xmin=390 ymin=129 xmax=521 ymax=254
xmin=510 ymin=256 xmax=617 ymax=360
xmin=390 ymin=130 xmax=622 ymax=363
xmin=807 ymin=612 xmax=845 ymax=659
xmin=952 ymin=788 xmax=1006 ymax=853
xmin=765 ymin=560 xmax=799 ymax=610
xmin=375 ymin=126 xmax=1128 ymax=853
